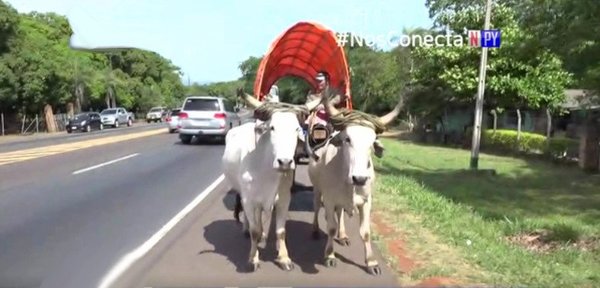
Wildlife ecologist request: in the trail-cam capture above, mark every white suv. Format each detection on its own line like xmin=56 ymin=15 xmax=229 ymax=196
xmin=146 ymin=107 xmax=166 ymax=123
xmin=177 ymin=96 xmax=241 ymax=144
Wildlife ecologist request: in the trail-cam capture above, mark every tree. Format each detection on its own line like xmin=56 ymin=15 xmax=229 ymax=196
xmin=346 ymin=46 xmax=404 ymax=114
xmin=276 ymin=76 xmax=312 ymax=104
xmin=513 ymin=0 xmax=600 ymax=93
xmin=412 ymin=1 xmax=572 ymax=118
xmin=238 ymin=56 xmax=262 ymax=92
xmin=0 ymin=3 xmax=187 ymax=131
xmin=0 ymin=1 xmax=18 ymax=54
xmin=512 ymin=0 xmax=600 ymax=172
xmin=185 ymin=83 xmax=211 ymax=96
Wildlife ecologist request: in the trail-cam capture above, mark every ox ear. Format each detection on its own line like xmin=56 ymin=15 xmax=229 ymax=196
xmin=329 ymin=132 xmax=343 ymax=147
xmin=373 ymin=139 xmax=385 ymax=158
xmin=296 ymin=112 xmax=309 ymax=124
xmin=253 ymin=109 xmax=272 ymax=122
xmin=297 ymin=128 xmax=306 ymax=143
xmin=254 ymin=122 xmax=268 ymax=135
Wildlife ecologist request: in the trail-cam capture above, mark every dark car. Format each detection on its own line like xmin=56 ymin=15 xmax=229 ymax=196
xmin=66 ymin=112 xmax=104 ymax=133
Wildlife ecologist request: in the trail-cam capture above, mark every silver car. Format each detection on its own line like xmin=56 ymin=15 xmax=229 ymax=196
xmin=178 ymin=96 xmax=241 ymax=144
xmin=166 ymin=108 xmax=181 ymax=133
xmin=100 ymin=107 xmax=133 ymax=128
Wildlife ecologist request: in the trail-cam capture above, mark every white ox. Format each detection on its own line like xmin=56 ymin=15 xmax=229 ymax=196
xmin=222 ymin=92 xmax=319 ymax=272
xmin=307 ymin=94 xmax=402 ymax=275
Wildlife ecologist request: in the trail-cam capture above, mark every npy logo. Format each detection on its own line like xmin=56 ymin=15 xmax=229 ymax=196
xmin=468 ymin=29 xmax=501 ymax=48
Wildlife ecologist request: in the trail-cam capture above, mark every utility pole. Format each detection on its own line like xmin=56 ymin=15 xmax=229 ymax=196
xmin=470 ymin=0 xmax=493 ymax=169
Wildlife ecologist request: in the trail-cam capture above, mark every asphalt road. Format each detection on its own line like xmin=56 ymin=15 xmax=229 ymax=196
xmin=0 ymin=122 xmax=166 ymax=153
xmin=0 ymin=124 xmax=400 ymax=288
xmin=0 ymin=131 xmax=225 ymax=288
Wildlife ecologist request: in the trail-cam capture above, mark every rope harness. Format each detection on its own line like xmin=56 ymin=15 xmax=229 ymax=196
xmin=253 ymin=102 xmax=309 ymax=122
xmin=251 ymin=101 xmax=309 ymax=147
xmin=329 ymin=108 xmax=387 ymax=135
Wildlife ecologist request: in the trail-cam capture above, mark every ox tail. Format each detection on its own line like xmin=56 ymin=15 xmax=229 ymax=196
xmin=233 ymin=192 xmax=243 ymax=222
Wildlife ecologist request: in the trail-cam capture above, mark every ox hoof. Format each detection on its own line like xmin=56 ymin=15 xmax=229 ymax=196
xmin=243 ymin=231 xmax=250 ymax=238
xmin=277 ymin=261 xmax=295 ymax=271
xmin=324 ymin=257 xmax=337 ymax=268
xmin=312 ymin=230 xmax=320 ymax=240
xmin=367 ymin=265 xmax=382 ymax=275
xmin=247 ymin=262 xmax=260 ymax=272
xmin=337 ymin=237 xmax=350 ymax=246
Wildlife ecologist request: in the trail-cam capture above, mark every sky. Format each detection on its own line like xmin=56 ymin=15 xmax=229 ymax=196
xmin=6 ymin=0 xmax=433 ymax=84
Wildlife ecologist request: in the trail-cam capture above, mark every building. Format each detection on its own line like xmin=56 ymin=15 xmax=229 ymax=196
xmin=419 ymin=89 xmax=599 ymax=146
xmin=555 ymin=89 xmax=600 ymax=138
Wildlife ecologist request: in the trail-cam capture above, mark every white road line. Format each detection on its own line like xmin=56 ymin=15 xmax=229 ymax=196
xmin=72 ymin=153 xmax=140 ymax=175
xmin=97 ymin=174 xmax=226 ymax=288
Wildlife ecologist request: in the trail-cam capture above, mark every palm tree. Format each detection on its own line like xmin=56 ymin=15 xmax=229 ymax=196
xmin=96 ymin=66 xmax=125 ymax=108
xmin=71 ymin=57 xmax=95 ymax=113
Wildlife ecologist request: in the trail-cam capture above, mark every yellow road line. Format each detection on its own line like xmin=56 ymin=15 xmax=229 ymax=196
xmin=0 ymin=129 xmax=165 ymax=166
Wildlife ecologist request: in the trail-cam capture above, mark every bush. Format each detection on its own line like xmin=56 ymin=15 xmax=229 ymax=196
xmin=464 ymin=129 xmax=580 ymax=160
xmin=482 ymin=129 xmax=547 ymax=153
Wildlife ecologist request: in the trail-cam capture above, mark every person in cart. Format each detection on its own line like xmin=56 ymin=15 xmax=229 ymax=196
xmin=303 ymin=71 xmax=346 ymax=139
xmin=265 ymin=85 xmax=280 ymax=103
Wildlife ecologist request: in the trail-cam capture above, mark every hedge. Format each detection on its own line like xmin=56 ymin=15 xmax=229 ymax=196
xmin=474 ymin=129 xmax=579 ymax=159
xmin=482 ymin=129 xmax=546 ymax=153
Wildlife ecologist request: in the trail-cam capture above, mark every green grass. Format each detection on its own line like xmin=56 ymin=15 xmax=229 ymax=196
xmin=373 ymin=139 xmax=600 ymax=287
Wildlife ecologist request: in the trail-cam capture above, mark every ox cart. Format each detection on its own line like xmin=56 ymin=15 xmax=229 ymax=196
xmin=229 ymin=21 xmax=403 ymax=274
xmin=231 ymin=20 xmax=354 ymax=227
xmin=252 ymin=21 xmax=353 ymax=158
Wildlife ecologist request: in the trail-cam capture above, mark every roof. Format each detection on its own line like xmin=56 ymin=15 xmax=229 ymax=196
xmin=253 ymin=21 xmax=352 ymax=109
xmin=561 ymin=89 xmax=600 ymax=110
xmin=184 ymin=96 xmax=222 ymax=99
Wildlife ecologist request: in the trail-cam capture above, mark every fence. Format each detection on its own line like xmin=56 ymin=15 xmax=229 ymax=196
xmin=19 ymin=115 xmax=40 ymax=134
xmin=42 ymin=113 xmax=70 ymax=132
xmin=0 ymin=113 xmax=71 ymax=136
xmin=413 ymin=110 xmax=586 ymax=160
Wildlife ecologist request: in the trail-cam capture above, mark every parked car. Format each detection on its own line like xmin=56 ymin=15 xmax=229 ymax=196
xmin=100 ymin=107 xmax=133 ymax=128
xmin=166 ymin=108 xmax=181 ymax=133
xmin=66 ymin=112 xmax=103 ymax=133
xmin=146 ymin=106 xmax=166 ymax=123
xmin=178 ymin=96 xmax=241 ymax=144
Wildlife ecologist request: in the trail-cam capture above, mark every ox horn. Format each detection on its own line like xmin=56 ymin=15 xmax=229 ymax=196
xmin=377 ymin=97 xmax=405 ymax=126
xmin=241 ymin=93 xmax=263 ymax=109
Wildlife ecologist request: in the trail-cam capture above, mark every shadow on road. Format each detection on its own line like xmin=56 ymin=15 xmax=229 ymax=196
xmin=197 ymin=219 xmax=249 ymax=273
xmin=208 ymin=170 xmax=367 ymax=274
xmin=199 ymin=218 xmax=329 ymax=274
xmin=171 ymin=137 xmax=225 ymax=146
xmin=212 ymin=190 xmax=364 ymax=274
xmin=291 ymin=181 xmax=313 ymax=194
xmin=221 ymin=187 xmax=316 ymax=213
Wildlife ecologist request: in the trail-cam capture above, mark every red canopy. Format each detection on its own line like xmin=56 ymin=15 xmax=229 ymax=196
xmin=253 ymin=21 xmax=352 ymax=109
